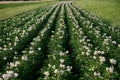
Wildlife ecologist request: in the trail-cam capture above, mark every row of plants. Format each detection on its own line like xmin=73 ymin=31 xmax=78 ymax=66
xmin=38 ymin=4 xmax=72 ymax=80
xmin=66 ymin=3 xmax=96 ymax=79
xmin=72 ymin=3 xmax=120 ymax=44
xmin=0 ymin=3 xmax=58 ymax=73
xmin=0 ymin=5 xmax=52 ymax=47
xmin=68 ymin=3 xmax=120 ymax=79
xmin=0 ymin=3 xmax=62 ymax=80
xmin=0 ymin=3 xmax=55 ymax=35
xmin=0 ymin=2 xmax=120 ymax=80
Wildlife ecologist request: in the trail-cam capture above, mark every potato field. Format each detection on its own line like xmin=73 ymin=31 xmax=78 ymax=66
xmin=0 ymin=2 xmax=120 ymax=80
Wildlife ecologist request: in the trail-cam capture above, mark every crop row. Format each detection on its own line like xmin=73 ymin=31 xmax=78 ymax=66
xmin=0 ymin=2 xmax=58 ymax=73
xmin=0 ymin=3 xmax=62 ymax=80
xmin=67 ymin=3 xmax=120 ymax=79
xmin=0 ymin=5 xmax=53 ymax=47
xmin=0 ymin=2 xmax=120 ymax=80
xmin=38 ymin=4 xmax=72 ymax=80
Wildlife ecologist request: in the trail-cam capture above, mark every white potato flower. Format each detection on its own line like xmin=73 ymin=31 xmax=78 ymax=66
xmin=2 ymin=74 xmax=9 ymax=80
xmin=118 ymin=44 xmax=120 ymax=47
xmin=94 ymin=72 xmax=101 ymax=77
xmin=52 ymin=65 xmax=55 ymax=69
xmin=66 ymin=66 xmax=72 ymax=72
xmin=60 ymin=59 xmax=64 ymax=63
xmin=9 ymin=62 xmax=15 ymax=68
xmin=44 ymin=71 xmax=49 ymax=76
xmin=21 ymin=55 xmax=28 ymax=61
xmin=99 ymin=56 xmax=106 ymax=63
xmin=110 ymin=59 xmax=117 ymax=65
xmin=14 ymin=73 xmax=18 ymax=77
xmin=38 ymin=47 xmax=41 ymax=51
xmin=60 ymin=64 xmax=65 ymax=69
xmin=106 ymin=66 xmax=114 ymax=73
xmin=93 ymin=56 xmax=96 ymax=60
xmin=59 ymin=52 xmax=65 ymax=56
xmin=54 ymin=69 xmax=59 ymax=74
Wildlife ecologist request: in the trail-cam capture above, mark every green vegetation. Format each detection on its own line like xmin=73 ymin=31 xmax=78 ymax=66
xmin=0 ymin=2 xmax=44 ymax=9
xmin=75 ymin=0 xmax=120 ymax=27
xmin=0 ymin=1 xmax=120 ymax=80
xmin=0 ymin=1 xmax=57 ymax=20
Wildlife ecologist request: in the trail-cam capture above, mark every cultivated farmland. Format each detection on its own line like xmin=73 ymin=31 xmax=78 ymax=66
xmin=0 ymin=2 xmax=120 ymax=80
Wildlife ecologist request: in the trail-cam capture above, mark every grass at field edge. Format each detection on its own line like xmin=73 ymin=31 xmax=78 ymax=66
xmin=74 ymin=0 xmax=120 ymax=27
xmin=0 ymin=1 xmax=57 ymax=20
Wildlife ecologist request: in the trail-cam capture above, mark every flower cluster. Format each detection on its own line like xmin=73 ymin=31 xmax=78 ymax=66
xmin=1 ymin=71 xmax=18 ymax=80
xmin=0 ymin=4 xmax=54 ymax=74
xmin=0 ymin=2 xmax=120 ymax=80
xmin=66 ymin=3 xmax=120 ymax=79
xmin=0 ymin=4 xmax=60 ymax=80
xmin=38 ymin=4 xmax=72 ymax=80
